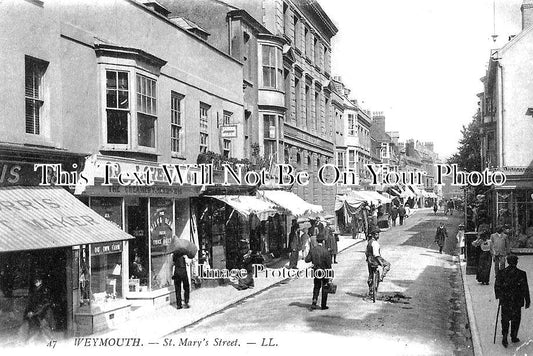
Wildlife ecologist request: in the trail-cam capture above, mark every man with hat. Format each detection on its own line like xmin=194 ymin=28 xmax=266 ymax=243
xmin=494 ymin=255 xmax=530 ymax=347
xmin=305 ymin=232 xmax=332 ymax=310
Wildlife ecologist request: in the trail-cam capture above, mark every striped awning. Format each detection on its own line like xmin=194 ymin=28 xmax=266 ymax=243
xmin=205 ymin=195 xmax=280 ymax=220
xmin=0 ymin=186 xmax=134 ymax=252
xmin=258 ymin=190 xmax=323 ymax=217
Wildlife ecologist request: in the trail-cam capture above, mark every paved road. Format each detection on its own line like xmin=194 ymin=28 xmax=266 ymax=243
xmin=170 ymin=210 xmax=473 ymax=355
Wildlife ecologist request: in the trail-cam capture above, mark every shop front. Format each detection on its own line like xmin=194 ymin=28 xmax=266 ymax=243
xmin=76 ymin=156 xmax=200 ymax=308
xmin=490 ymin=177 xmax=533 ymax=253
xmin=0 ymin=186 xmax=134 ymax=340
xmin=192 ymin=193 xmax=281 ymax=274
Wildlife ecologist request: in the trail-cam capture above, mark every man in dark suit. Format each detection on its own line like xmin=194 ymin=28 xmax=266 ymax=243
xmin=495 ymin=255 xmax=530 ymax=347
xmin=305 ymin=235 xmax=332 ymax=310
xmin=172 ymin=252 xmax=190 ymax=309
xmin=398 ymin=204 xmax=406 ymax=226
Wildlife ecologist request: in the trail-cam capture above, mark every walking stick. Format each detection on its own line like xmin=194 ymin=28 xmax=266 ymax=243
xmin=493 ymin=301 xmax=501 ymax=344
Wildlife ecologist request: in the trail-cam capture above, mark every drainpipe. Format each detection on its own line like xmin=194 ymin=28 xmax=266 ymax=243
xmin=497 ymin=62 xmax=505 ymax=167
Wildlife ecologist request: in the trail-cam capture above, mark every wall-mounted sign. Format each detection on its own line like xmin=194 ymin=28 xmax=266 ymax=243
xmin=221 ymin=125 xmax=238 ymax=138
xmin=92 ymin=241 xmax=123 ymax=255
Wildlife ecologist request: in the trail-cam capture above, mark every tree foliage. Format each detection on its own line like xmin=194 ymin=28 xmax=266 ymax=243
xmin=447 ymin=118 xmax=481 ymax=172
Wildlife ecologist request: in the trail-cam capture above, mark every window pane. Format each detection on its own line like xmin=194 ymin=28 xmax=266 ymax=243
xmin=138 ymin=113 xmax=155 ymax=147
xmin=118 ymin=72 xmax=128 ymax=90
xmin=118 ymin=90 xmax=128 ymax=109
xmin=107 ymin=110 xmax=128 ymax=144
xmin=107 ymin=90 xmax=117 ymax=108
xmin=106 ymin=71 xmax=117 ymax=89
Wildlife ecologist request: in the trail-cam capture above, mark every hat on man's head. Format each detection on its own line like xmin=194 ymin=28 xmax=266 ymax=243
xmin=507 ymin=254 xmax=518 ymax=266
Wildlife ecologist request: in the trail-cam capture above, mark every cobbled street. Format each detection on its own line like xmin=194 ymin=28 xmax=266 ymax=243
xmin=171 ymin=210 xmax=474 ymax=355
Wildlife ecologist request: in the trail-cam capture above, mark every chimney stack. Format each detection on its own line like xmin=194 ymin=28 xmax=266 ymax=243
xmin=521 ymin=0 xmax=533 ymax=30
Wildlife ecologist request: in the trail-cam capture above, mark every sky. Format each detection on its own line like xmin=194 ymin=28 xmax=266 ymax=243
xmin=320 ymin=0 xmax=523 ymax=159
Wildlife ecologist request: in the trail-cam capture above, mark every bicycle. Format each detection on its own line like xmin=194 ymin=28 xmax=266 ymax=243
xmin=369 ymin=265 xmax=380 ymax=303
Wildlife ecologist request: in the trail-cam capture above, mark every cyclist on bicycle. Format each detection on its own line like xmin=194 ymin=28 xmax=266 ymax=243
xmin=365 ymin=228 xmax=391 ymax=294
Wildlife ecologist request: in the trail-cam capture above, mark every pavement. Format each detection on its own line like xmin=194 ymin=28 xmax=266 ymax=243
xmin=461 ymin=248 xmax=533 ymax=355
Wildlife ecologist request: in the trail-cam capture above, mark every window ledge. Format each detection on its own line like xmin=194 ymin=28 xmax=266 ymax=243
xmin=171 ymin=153 xmax=186 ymax=160
xmin=100 ymin=146 xmax=161 ymax=156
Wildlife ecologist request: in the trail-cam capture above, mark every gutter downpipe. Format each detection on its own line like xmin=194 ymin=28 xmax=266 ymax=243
xmin=497 ymin=62 xmax=505 ymax=168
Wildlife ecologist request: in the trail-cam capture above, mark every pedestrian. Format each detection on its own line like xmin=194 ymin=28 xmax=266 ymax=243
xmin=472 ymin=231 xmax=491 ymax=285
xmin=390 ymin=205 xmax=398 ymax=227
xmin=288 ymin=220 xmax=300 ymax=269
xmin=324 ymin=220 xmax=338 ymax=264
xmin=398 ymin=204 xmax=406 ymax=226
xmin=435 ymin=222 xmax=447 ymax=254
xmin=494 ymin=255 xmax=530 ymax=348
xmin=237 ymin=249 xmax=263 ymax=290
xmin=22 ymin=275 xmax=53 ymax=341
xmin=305 ymin=233 xmax=332 ymax=310
xmin=491 ymin=226 xmax=510 ymax=277
xmin=301 ymin=225 xmax=311 ymax=259
xmin=456 ymin=224 xmax=465 ymax=260
xmin=433 ymin=202 xmax=438 ymax=215
xmin=172 ymin=252 xmax=190 ymax=309
xmin=447 ymin=200 xmax=455 ymax=216
xmin=365 ymin=228 xmax=391 ymax=295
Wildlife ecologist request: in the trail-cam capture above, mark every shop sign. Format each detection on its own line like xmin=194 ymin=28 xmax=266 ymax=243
xmin=91 ymin=241 xmax=123 ymax=255
xmin=150 ymin=198 xmax=173 ymax=255
xmin=221 ymin=125 xmax=238 ymax=138
xmin=0 ymin=161 xmax=75 ymax=187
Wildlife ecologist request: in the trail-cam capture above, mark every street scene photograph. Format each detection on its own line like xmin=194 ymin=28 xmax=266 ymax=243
xmin=0 ymin=0 xmax=532 ymax=355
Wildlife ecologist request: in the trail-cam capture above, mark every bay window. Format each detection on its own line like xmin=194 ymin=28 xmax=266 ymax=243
xmin=136 ymin=74 xmax=157 ymax=148
xmin=262 ymin=45 xmax=283 ymax=90
xmin=106 ymin=70 xmax=129 ymax=144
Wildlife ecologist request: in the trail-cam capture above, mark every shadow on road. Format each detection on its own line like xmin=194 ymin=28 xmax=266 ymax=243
xmin=401 ymin=215 xmax=463 ymax=255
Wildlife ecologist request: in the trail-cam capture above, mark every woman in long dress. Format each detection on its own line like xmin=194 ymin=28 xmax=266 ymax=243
xmin=472 ymin=231 xmax=491 ymax=285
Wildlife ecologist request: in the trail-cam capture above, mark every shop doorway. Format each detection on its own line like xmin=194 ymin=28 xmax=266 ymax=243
xmin=126 ymin=198 xmax=149 ymax=290
xmin=0 ymin=248 xmax=68 ymax=343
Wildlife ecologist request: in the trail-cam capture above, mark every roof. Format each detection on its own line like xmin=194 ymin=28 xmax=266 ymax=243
xmin=0 ymin=187 xmax=134 ymax=252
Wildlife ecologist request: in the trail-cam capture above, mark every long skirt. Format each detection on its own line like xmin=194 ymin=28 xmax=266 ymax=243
xmin=477 ymin=251 xmax=492 ymax=284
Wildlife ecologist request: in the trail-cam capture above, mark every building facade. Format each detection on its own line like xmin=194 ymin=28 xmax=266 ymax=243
xmin=478 ymin=0 xmax=533 ymax=241
xmin=0 ymin=0 xmax=245 ymax=336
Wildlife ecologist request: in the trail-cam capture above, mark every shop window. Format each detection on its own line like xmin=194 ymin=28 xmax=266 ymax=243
xmin=199 ymin=103 xmax=210 ymax=153
xmin=261 ymin=45 xmax=283 ymax=90
xmin=25 ymin=56 xmax=48 ymax=135
xmin=136 ymin=74 xmax=157 ymax=148
xmin=171 ymin=92 xmax=184 ymax=154
xmin=150 ymin=198 xmax=174 ymax=290
xmin=106 ymin=70 xmax=129 ymax=144
xmin=90 ymin=242 xmax=123 ymax=303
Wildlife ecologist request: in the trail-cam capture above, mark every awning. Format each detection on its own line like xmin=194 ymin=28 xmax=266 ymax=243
xmin=407 ymin=185 xmax=425 ymax=198
xmin=336 ymin=195 xmax=364 ymax=210
xmin=205 ymin=195 xmax=279 ymax=220
xmin=0 ymin=187 xmax=134 ymax=252
xmin=258 ymin=190 xmax=323 ymax=217
xmin=348 ymin=190 xmax=391 ymax=205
